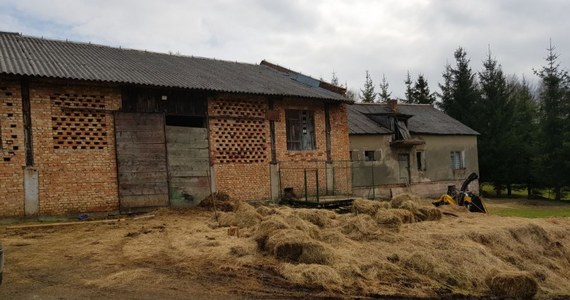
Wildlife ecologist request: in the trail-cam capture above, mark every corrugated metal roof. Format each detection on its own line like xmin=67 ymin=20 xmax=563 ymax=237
xmin=348 ymin=103 xmax=479 ymax=135
xmin=348 ymin=107 xmax=392 ymax=135
xmin=0 ymin=32 xmax=350 ymax=102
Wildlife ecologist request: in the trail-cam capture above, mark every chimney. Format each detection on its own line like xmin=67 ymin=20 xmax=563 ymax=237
xmin=387 ymin=99 xmax=398 ymax=112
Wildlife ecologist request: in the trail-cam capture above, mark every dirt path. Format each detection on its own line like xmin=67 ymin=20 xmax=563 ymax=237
xmin=1 ymin=200 xmax=569 ymax=299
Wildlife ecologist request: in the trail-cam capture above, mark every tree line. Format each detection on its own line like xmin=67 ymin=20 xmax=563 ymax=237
xmin=339 ymin=43 xmax=570 ymax=200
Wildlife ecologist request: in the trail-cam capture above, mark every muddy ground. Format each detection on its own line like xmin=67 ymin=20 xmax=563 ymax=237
xmin=0 ymin=198 xmax=569 ymax=300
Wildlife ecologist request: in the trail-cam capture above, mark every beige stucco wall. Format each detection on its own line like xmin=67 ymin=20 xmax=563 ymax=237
xmin=350 ymin=134 xmax=479 ymax=198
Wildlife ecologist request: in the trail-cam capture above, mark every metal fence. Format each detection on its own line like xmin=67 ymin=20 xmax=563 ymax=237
xmin=278 ymin=160 xmax=352 ymax=201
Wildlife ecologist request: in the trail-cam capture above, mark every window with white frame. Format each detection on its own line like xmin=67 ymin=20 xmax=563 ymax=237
xmin=450 ymin=151 xmax=465 ymax=169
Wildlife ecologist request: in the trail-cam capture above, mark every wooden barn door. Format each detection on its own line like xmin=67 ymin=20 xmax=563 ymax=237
xmin=166 ymin=125 xmax=210 ymax=208
xmin=115 ymin=113 xmax=169 ymax=211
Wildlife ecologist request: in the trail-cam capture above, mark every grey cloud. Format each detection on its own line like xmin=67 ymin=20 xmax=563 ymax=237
xmin=0 ymin=0 xmax=568 ymax=99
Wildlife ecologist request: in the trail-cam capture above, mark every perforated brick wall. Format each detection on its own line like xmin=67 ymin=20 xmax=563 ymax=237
xmin=0 ymin=79 xmax=25 ymax=216
xmin=209 ymin=94 xmax=351 ymax=201
xmin=50 ymin=93 xmax=110 ymax=150
xmin=31 ymin=80 xmax=121 ymax=215
xmin=209 ymin=96 xmax=269 ymax=164
xmin=208 ymin=95 xmax=271 ymax=200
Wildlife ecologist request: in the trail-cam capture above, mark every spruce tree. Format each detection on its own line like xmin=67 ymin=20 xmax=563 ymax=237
xmin=412 ymin=75 xmax=436 ymax=105
xmin=437 ymin=64 xmax=454 ymax=110
xmin=360 ymin=70 xmax=376 ymax=103
xmin=437 ymin=47 xmax=481 ymax=130
xmin=477 ymin=50 xmax=514 ymax=194
xmin=378 ymin=74 xmax=391 ymax=102
xmin=508 ymin=76 xmax=538 ymax=197
xmin=533 ymin=42 xmax=570 ymax=200
xmin=404 ymin=71 xmax=414 ymax=103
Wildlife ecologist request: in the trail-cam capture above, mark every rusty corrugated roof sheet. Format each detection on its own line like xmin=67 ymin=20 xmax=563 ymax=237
xmin=0 ymin=32 xmax=350 ymax=102
xmin=348 ymin=103 xmax=479 ymax=135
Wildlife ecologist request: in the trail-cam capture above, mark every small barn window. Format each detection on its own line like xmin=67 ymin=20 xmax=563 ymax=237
xmin=286 ymin=110 xmax=315 ymax=151
xmin=450 ymin=151 xmax=464 ymax=169
xmin=364 ymin=150 xmax=381 ymax=161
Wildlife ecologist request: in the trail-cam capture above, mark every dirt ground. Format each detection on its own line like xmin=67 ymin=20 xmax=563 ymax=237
xmin=1 ymin=197 xmax=569 ymax=300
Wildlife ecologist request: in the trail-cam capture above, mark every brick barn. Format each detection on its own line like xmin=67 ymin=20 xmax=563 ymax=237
xmin=0 ymin=32 xmax=352 ymax=217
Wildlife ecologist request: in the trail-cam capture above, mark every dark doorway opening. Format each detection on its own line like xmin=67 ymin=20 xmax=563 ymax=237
xmin=166 ymin=115 xmax=205 ymax=128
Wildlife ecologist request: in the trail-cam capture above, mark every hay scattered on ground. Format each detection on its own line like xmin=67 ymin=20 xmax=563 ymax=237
xmin=211 ymin=203 xmax=262 ymax=228
xmin=294 ymin=208 xmax=336 ymax=228
xmin=390 ymin=193 xmax=422 ymax=208
xmin=352 ymin=199 xmax=390 ymax=215
xmin=373 ymin=210 xmax=403 ymax=232
xmin=5 ymin=194 xmax=570 ymax=300
xmin=106 ymin=194 xmax=570 ymax=298
xmin=256 ymin=205 xmax=280 ymax=217
xmin=402 ymin=252 xmax=437 ymax=276
xmin=340 ymin=214 xmax=385 ymax=241
xmin=486 ymin=271 xmax=538 ymax=299
xmin=389 ymin=208 xmax=416 ymax=224
xmin=199 ymin=192 xmax=237 ymax=212
xmin=265 ymin=229 xmax=335 ymax=265
xmin=84 ymin=268 xmax=169 ymax=289
xmin=253 ymin=218 xmax=290 ymax=250
xmin=415 ymin=207 xmax=443 ymax=221
xmin=278 ymin=263 xmax=343 ymax=291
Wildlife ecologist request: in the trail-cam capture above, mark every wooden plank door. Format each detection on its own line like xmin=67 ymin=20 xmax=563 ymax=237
xmin=398 ymin=153 xmax=410 ymax=184
xmin=115 ymin=113 xmax=169 ymax=211
xmin=166 ymin=126 xmax=210 ymax=208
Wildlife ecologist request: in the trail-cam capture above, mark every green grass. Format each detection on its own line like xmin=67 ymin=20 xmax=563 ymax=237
xmin=481 ymin=184 xmax=570 ymax=200
xmin=489 ymin=206 xmax=570 ymax=218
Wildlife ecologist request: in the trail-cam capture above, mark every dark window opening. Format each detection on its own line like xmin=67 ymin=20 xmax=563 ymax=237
xmin=364 ymin=150 xmax=375 ymax=161
xmin=166 ymin=115 xmax=205 ymax=128
xmin=394 ymin=118 xmax=411 ymax=140
xmin=286 ymin=110 xmax=315 ymax=151
xmin=416 ymin=151 xmax=426 ymax=171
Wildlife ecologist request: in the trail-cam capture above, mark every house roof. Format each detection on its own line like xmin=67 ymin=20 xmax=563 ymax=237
xmin=0 ymin=32 xmax=350 ymax=102
xmin=348 ymin=103 xmax=479 ymax=136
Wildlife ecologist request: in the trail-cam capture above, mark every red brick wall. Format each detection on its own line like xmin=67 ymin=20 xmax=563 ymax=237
xmin=209 ymin=95 xmax=351 ymax=201
xmin=208 ymin=95 xmax=271 ymax=200
xmin=275 ymin=99 xmax=351 ymax=196
xmin=0 ymin=78 xmax=25 ymax=216
xmin=30 ymin=80 xmax=121 ymax=215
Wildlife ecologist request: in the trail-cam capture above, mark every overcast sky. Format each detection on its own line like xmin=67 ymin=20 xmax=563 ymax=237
xmin=0 ymin=0 xmax=568 ymax=99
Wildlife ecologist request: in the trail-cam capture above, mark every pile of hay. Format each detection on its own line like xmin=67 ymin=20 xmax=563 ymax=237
xmin=214 ymin=203 xmax=262 ymax=228
xmin=352 ymin=199 xmax=390 ymax=215
xmin=265 ymin=229 xmax=335 ymax=265
xmin=340 ymin=214 xmax=385 ymax=241
xmin=199 ymin=192 xmax=238 ymax=212
xmin=390 ymin=193 xmax=423 ymax=209
xmin=294 ymin=208 xmax=337 ymax=228
xmin=355 ymin=197 xmax=442 ymax=224
xmin=486 ymin=271 xmax=538 ymax=299
xmin=203 ymin=194 xmax=570 ymax=298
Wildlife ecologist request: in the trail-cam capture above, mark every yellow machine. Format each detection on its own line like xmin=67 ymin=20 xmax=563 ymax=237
xmin=432 ymin=172 xmax=487 ymax=213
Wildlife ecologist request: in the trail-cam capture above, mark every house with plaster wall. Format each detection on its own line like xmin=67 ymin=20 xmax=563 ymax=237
xmin=0 ymin=32 xmax=352 ymax=217
xmin=348 ymin=100 xmax=480 ymax=198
